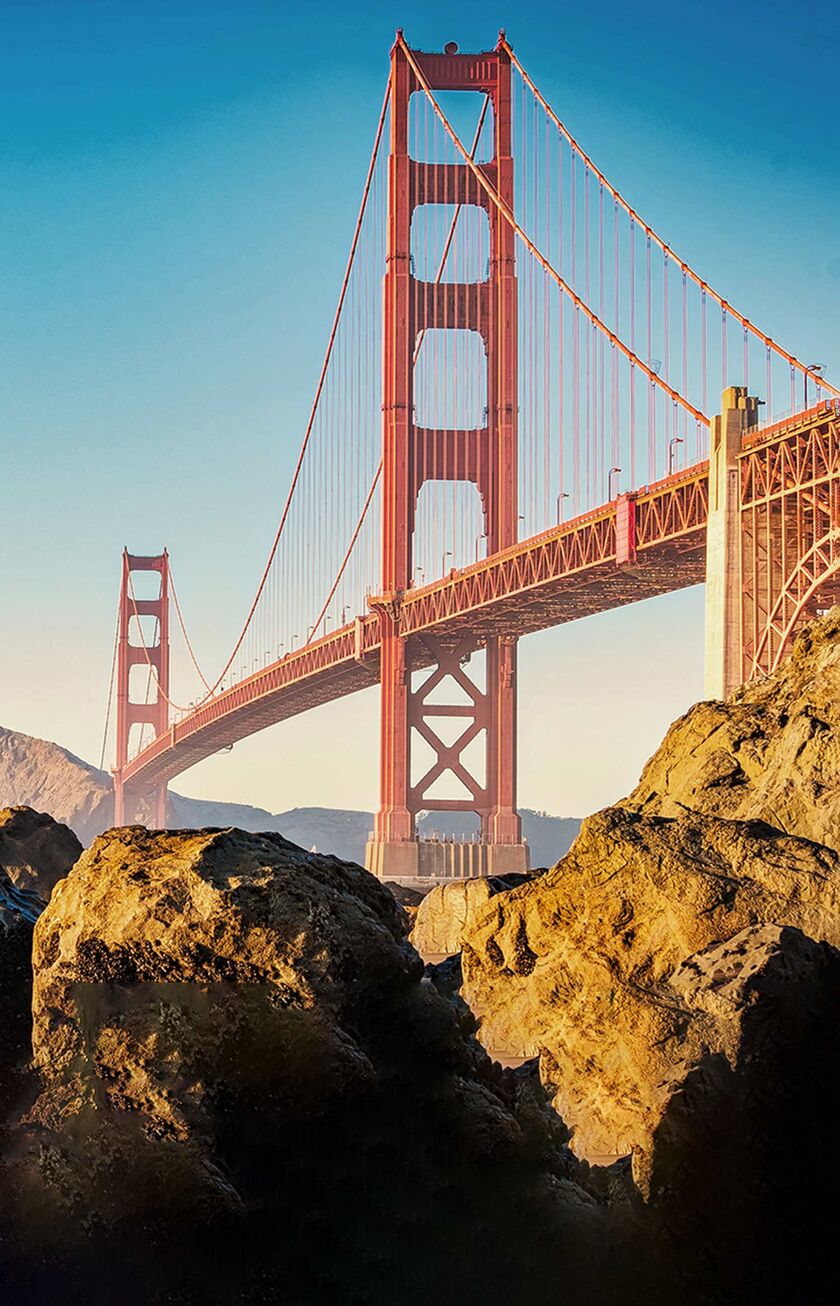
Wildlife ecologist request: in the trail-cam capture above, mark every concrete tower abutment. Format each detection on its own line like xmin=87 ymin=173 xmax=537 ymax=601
xmin=704 ymin=386 xmax=760 ymax=698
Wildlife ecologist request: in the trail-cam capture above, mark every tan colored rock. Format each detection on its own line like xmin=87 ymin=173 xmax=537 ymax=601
xmin=410 ymin=874 xmax=532 ymax=960
xmin=0 ymin=806 xmax=81 ymax=900
xmin=625 ymin=606 xmax=840 ymax=850
xmin=10 ymin=823 xmax=597 ymax=1302
xmin=461 ymin=806 xmax=840 ymax=1166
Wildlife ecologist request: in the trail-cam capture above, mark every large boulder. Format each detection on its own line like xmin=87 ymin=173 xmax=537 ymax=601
xmin=0 ymin=806 xmax=81 ymax=900
xmin=461 ymin=806 xmax=840 ymax=1164
xmin=410 ymin=873 xmax=534 ymax=961
xmin=647 ymin=923 xmax=840 ymax=1301
xmin=625 ymin=607 xmax=840 ymax=850
xmin=3 ymin=825 xmax=604 ymax=1305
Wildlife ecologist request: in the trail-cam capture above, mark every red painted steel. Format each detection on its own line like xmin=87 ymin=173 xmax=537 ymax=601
xmin=116 ymin=406 xmax=840 ymax=808
xmin=119 ymin=462 xmax=713 ymax=798
xmin=114 ymin=551 xmax=170 ymax=826
xmin=740 ymin=401 xmax=840 ymax=678
xmin=107 ymin=40 xmax=840 ymax=827
xmin=375 ymin=35 xmax=521 ymax=846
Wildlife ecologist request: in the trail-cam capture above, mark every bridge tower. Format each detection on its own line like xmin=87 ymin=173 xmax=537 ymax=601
xmin=366 ymin=35 xmax=529 ymax=883
xmin=113 ymin=550 xmax=170 ymax=828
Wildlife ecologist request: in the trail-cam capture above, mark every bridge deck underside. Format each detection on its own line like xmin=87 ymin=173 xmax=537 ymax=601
xmin=123 ymin=470 xmax=708 ymax=794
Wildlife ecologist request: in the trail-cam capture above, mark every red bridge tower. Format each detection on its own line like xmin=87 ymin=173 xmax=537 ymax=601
xmin=113 ymin=550 xmax=170 ymax=828
xmin=365 ymin=35 xmax=529 ymax=882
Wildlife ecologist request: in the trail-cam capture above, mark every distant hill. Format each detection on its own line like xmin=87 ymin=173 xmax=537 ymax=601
xmin=0 ymin=725 xmax=580 ymax=867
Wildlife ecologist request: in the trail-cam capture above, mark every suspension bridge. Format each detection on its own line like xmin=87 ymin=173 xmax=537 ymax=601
xmin=108 ymin=33 xmax=840 ymax=882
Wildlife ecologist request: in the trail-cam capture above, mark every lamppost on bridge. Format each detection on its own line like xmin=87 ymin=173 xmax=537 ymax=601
xmin=805 ymin=364 xmax=825 ymax=407
xmin=475 ymin=532 xmax=487 ymax=561
xmin=608 ymin=467 xmax=621 ymax=500
xmin=668 ymin=436 xmax=684 ymax=475
xmin=556 ymin=492 xmax=570 ymax=524
xmin=442 ymin=549 xmax=453 ymax=576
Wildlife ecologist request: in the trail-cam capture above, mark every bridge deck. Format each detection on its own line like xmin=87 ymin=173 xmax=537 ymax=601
xmin=122 ymin=462 xmax=709 ymax=792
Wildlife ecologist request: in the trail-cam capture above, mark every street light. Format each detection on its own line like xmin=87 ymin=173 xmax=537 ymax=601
xmin=805 ymin=363 xmax=825 ymax=407
xmin=475 ymin=532 xmax=487 ymax=561
xmin=556 ymin=492 xmax=570 ymax=524
xmin=608 ymin=467 xmax=621 ymax=500
xmin=668 ymin=436 xmax=684 ymax=475
xmin=441 ymin=549 xmax=453 ymax=576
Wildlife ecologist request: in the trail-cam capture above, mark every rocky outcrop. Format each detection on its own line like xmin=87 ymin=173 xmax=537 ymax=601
xmin=411 ymin=873 xmax=535 ymax=960
xmin=625 ymin=607 xmax=840 ymax=850
xmin=0 ymin=808 xmax=71 ymax=1116
xmin=0 ymin=806 xmax=81 ymax=899
xmin=647 ymin=923 xmax=840 ymax=1300
xmin=461 ymin=806 xmax=840 ymax=1166
xmin=0 ymin=868 xmax=44 ymax=1117
xmin=3 ymin=825 xmax=605 ymax=1305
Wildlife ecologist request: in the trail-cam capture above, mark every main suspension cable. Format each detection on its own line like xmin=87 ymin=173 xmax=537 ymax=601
xmin=398 ymin=36 xmax=709 ymax=424
xmin=173 ymin=75 xmax=392 ymax=706
xmin=501 ymin=37 xmax=838 ymax=397
xmin=99 ymin=595 xmax=121 ymax=772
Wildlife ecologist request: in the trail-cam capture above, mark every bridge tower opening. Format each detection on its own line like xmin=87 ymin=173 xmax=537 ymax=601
xmin=113 ymin=550 xmax=170 ymax=828
xmin=366 ymin=34 xmax=529 ymax=884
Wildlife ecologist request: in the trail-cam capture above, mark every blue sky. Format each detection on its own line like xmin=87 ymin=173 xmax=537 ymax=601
xmin=1 ymin=0 xmax=838 ymax=818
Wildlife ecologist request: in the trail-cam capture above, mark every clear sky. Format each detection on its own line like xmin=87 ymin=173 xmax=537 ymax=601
xmin=2 ymin=0 xmax=838 ymax=820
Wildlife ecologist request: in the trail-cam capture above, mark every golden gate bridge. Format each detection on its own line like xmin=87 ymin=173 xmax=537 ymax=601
xmin=106 ymin=33 xmax=840 ymax=881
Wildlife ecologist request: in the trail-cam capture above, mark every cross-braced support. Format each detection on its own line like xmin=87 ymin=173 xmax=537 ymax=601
xmin=113 ymin=550 xmax=170 ymax=827
xmin=368 ymin=35 xmax=527 ymax=881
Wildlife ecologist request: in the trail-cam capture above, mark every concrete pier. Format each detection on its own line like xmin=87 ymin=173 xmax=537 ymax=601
xmin=704 ymin=386 xmax=760 ymax=699
xmin=365 ymin=835 xmax=530 ymax=886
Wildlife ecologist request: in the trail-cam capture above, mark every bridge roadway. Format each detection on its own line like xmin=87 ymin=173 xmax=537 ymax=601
xmin=122 ymin=459 xmax=709 ymax=793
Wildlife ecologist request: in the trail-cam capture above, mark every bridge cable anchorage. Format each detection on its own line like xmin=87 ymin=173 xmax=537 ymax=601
xmin=161 ymin=75 xmax=392 ymax=707
xmin=500 ymin=37 xmax=838 ymax=399
xmin=398 ymin=36 xmax=709 ymax=425
xmin=304 ymin=91 xmax=493 ymax=646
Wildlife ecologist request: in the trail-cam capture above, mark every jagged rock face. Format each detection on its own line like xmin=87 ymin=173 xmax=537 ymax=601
xmin=461 ymin=806 xmax=840 ymax=1164
xmin=7 ymin=825 xmax=603 ymax=1305
xmin=0 ymin=806 xmax=81 ymax=900
xmin=0 ymin=868 xmax=45 ymax=1117
xmin=625 ymin=607 xmax=840 ymax=851
xmin=411 ymin=873 xmax=536 ymax=961
xmin=647 ymin=924 xmax=840 ymax=1301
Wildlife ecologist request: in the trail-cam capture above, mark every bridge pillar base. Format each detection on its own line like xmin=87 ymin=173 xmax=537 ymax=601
xmin=704 ymin=386 xmax=760 ymax=698
xmin=365 ymin=837 xmax=530 ymax=885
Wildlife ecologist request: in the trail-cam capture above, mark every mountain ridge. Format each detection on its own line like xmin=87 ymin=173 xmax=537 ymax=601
xmin=0 ymin=725 xmax=580 ymax=866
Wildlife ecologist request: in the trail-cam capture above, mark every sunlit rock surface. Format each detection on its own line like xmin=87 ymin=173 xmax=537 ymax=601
xmin=461 ymin=807 xmax=840 ymax=1163
xmin=410 ymin=872 xmax=535 ymax=960
xmin=3 ymin=825 xmax=609 ymax=1304
xmin=625 ymin=606 xmax=840 ymax=850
